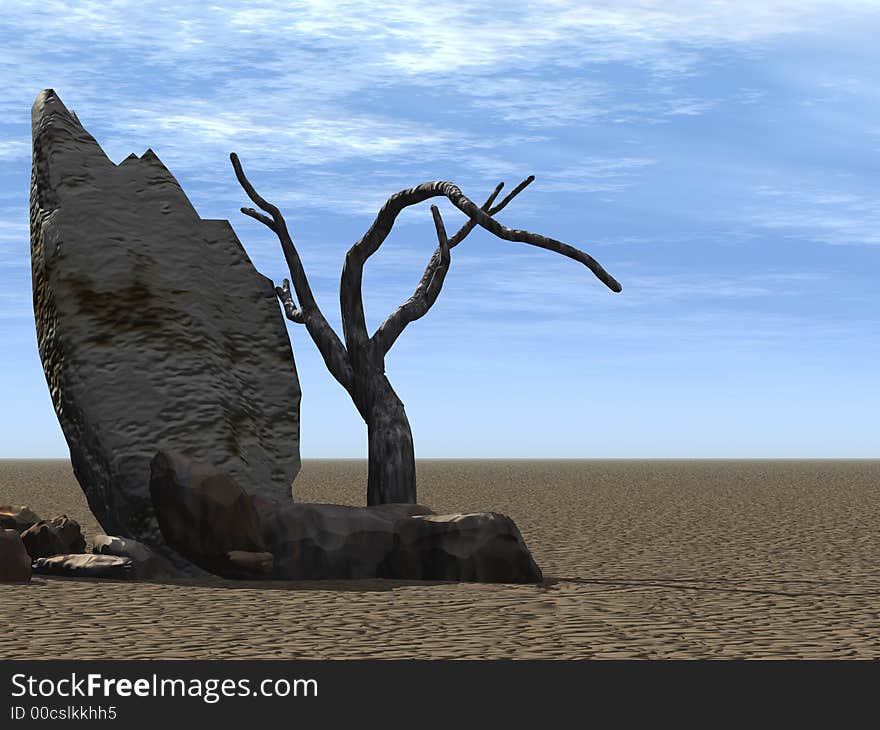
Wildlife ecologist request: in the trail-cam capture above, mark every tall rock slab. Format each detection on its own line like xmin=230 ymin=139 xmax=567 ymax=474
xmin=29 ymin=89 xmax=301 ymax=566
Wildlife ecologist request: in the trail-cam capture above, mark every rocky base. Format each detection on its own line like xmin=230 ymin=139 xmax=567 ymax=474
xmin=152 ymin=451 xmax=543 ymax=583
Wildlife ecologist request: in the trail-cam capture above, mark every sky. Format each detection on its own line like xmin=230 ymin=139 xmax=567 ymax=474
xmin=1 ymin=0 xmax=879 ymax=458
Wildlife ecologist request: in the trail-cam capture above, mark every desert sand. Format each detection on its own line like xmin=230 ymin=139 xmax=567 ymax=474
xmin=1 ymin=458 xmax=879 ymax=659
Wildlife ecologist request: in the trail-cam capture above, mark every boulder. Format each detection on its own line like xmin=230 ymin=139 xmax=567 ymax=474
xmin=0 ymin=505 xmax=41 ymax=533
xmin=150 ymin=450 xmax=268 ymax=578
xmin=0 ymin=529 xmax=32 ymax=582
xmin=32 ymin=554 xmax=134 ymax=580
xmin=93 ymin=534 xmax=173 ymax=579
xmin=20 ymin=515 xmax=86 ymax=559
xmin=260 ymin=503 xmax=542 ymax=582
xmin=29 ymin=89 xmax=301 ymax=570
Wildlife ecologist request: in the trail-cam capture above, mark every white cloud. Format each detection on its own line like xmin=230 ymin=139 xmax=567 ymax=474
xmin=3 ymin=1 xmax=875 ymax=131
xmin=0 ymin=141 xmax=30 ymax=160
xmin=1 ymin=0 xmax=872 ymax=240
xmin=750 ymin=185 xmax=880 ymax=246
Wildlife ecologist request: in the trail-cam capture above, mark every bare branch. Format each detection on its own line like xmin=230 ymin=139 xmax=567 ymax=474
xmin=347 ymin=180 xmax=620 ymax=295
xmin=373 ymin=205 xmax=451 ymax=355
xmin=431 ymin=205 xmax=450 ymax=250
xmin=450 ymin=182 xmax=623 ymax=293
xmin=231 ymin=153 xmax=353 ymax=389
xmin=230 ymin=153 xmax=280 ymax=219
xmin=275 ymin=279 xmax=305 ymax=324
xmin=365 ymin=175 xmax=618 ymax=354
xmin=371 ymin=207 xmax=456 ymax=353
xmin=351 ymin=178 xmax=531 ymax=357
xmin=491 ymin=175 xmax=534 ymax=216
xmin=240 ymin=207 xmax=275 ymax=228
xmin=444 ymin=175 xmax=533 ymax=252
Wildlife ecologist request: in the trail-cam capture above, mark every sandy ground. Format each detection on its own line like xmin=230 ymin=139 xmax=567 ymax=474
xmin=1 ymin=459 xmax=879 ymax=659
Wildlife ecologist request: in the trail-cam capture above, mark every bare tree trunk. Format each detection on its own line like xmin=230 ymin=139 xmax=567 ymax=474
xmin=363 ymin=375 xmax=416 ymax=505
xmin=348 ymin=356 xmax=416 ymax=505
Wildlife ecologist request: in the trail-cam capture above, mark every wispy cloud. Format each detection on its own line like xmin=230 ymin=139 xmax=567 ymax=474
xmin=0 ymin=214 xmax=30 ymax=269
xmin=0 ymin=140 xmax=30 ymax=161
xmin=3 ymin=0 xmax=873 ymax=180
xmin=750 ymin=184 xmax=880 ymax=246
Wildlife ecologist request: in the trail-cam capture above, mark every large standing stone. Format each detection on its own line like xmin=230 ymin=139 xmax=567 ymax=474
xmin=29 ymin=89 xmax=301 ymax=567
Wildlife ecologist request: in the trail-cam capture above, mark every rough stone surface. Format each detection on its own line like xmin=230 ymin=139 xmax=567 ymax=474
xmin=0 ymin=529 xmax=32 ymax=582
xmin=93 ymin=534 xmax=173 ymax=579
xmin=29 ymin=89 xmax=301 ymax=564
xmin=390 ymin=512 xmax=544 ymax=583
xmin=32 ymin=554 xmax=134 ymax=580
xmin=152 ymin=451 xmax=542 ymax=583
xmin=260 ymin=502 xmax=399 ymax=579
xmin=0 ymin=505 xmax=41 ymax=533
xmin=150 ymin=451 xmax=268 ymax=578
xmin=20 ymin=515 xmax=86 ymax=559
xmin=261 ymin=503 xmax=542 ymax=582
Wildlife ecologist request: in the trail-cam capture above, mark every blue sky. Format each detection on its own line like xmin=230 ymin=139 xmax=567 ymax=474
xmin=1 ymin=1 xmax=879 ymax=457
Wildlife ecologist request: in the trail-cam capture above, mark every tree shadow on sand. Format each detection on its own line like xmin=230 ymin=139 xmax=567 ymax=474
xmin=543 ymin=576 xmax=880 ymax=599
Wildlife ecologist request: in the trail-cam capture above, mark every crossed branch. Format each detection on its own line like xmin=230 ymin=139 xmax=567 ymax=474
xmin=230 ymin=153 xmax=621 ymax=393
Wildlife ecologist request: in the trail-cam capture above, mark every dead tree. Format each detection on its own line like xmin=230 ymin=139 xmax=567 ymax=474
xmin=231 ymin=153 xmax=622 ymax=506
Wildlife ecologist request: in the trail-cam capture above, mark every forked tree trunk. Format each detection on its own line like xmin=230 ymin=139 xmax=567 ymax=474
xmin=358 ymin=373 xmax=416 ymax=505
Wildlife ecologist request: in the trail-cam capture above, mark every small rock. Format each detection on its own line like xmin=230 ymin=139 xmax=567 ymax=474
xmin=0 ymin=529 xmax=32 ymax=582
xmin=93 ymin=534 xmax=172 ymax=579
xmin=0 ymin=505 xmax=41 ymax=533
xmin=226 ymin=551 xmax=274 ymax=578
xmin=20 ymin=515 xmax=86 ymax=559
xmin=32 ymin=554 xmax=134 ymax=580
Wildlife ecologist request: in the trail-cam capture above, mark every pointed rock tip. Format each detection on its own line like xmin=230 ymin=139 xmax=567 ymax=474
xmin=139 ymin=148 xmax=174 ymax=173
xmin=32 ymin=88 xmax=79 ymax=127
xmin=35 ymin=88 xmax=58 ymax=104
